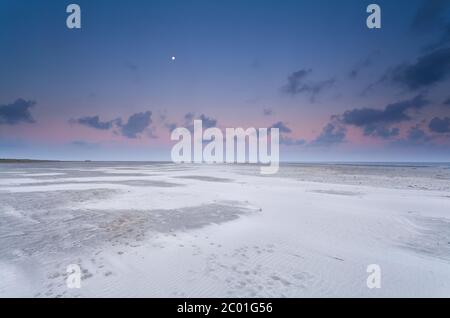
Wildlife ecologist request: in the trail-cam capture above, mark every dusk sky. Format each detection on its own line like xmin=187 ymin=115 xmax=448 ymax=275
xmin=1 ymin=0 xmax=450 ymax=161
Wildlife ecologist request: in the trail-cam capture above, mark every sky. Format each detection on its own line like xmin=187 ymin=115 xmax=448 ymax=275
xmin=1 ymin=0 xmax=450 ymax=162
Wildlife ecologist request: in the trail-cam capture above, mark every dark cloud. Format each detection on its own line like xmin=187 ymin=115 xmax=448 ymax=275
xmin=444 ymin=97 xmax=450 ymax=105
xmin=348 ymin=71 xmax=357 ymax=79
xmin=349 ymin=60 xmax=370 ymax=79
xmin=183 ymin=113 xmax=218 ymax=132
xmin=125 ymin=62 xmax=138 ymax=71
xmin=279 ymin=135 xmax=306 ymax=146
xmin=158 ymin=111 xmax=177 ymax=132
xmin=341 ymin=95 xmax=429 ymax=131
xmin=198 ymin=114 xmax=217 ymax=129
xmin=161 ymin=112 xmax=218 ymax=133
xmin=283 ymin=69 xmax=311 ymax=93
xmin=282 ymin=69 xmax=335 ymax=101
xmin=147 ymin=128 xmax=158 ymax=139
xmin=250 ymin=59 xmax=261 ymax=70
xmin=70 ymin=115 xmax=116 ymax=130
xmin=411 ymin=0 xmax=450 ymax=32
xmin=71 ymin=111 xmax=154 ymax=139
xmin=184 ymin=112 xmax=195 ymax=122
xmin=244 ymin=97 xmax=260 ymax=104
xmin=70 ymin=140 xmax=99 ymax=149
xmin=117 ymin=111 xmax=153 ymax=138
xmin=364 ymin=126 xmax=400 ymax=139
xmin=390 ymin=124 xmax=434 ymax=147
xmin=125 ymin=62 xmax=141 ymax=83
xmin=0 ymin=99 xmax=36 ymax=125
xmin=429 ymin=116 xmax=450 ymax=133
xmin=383 ymin=48 xmax=450 ymax=90
xmin=164 ymin=122 xmax=178 ymax=132
xmin=270 ymin=121 xmax=292 ymax=134
xmin=425 ymin=24 xmax=450 ymax=51
xmin=268 ymin=121 xmax=305 ymax=146
xmin=263 ymin=108 xmax=273 ymax=116
xmin=310 ymin=122 xmax=346 ymax=146
xmin=326 ymin=95 xmax=431 ymax=141
xmin=348 ymin=51 xmax=379 ymax=79
xmin=407 ymin=125 xmax=431 ymax=142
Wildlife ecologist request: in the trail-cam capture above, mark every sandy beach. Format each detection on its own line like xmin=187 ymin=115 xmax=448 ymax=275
xmin=0 ymin=162 xmax=449 ymax=297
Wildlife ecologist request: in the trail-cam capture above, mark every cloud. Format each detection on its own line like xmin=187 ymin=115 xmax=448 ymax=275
xmin=147 ymin=128 xmax=158 ymax=139
xmin=70 ymin=115 xmax=116 ymax=130
xmin=310 ymin=122 xmax=346 ymax=146
xmin=382 ymin=48 xmax=450 ymax=90
xmin=158 ymin=111 xmax=177 ymax=132
xmin=444 ymin=97 xmax=450 ymax=105
xmin=244 ymin=97 xmax=260 ymax=104
xmin=348 ymin=51 xmax=379 ymax=79
xmin=283 ymin=69 xmax=311 ymax=93
xmin=198 ymin=114 xmax=217 ymax=129
xmin=263 ymin=108 xmax=273 ymax=116
xmin=429 ymin=116 xmax=450 ymax=133
xmin=267 ymin=121 xmax=305 ymax=146
xmin=161 ymin=112 xmax=218 ymax=133
xmin=279 ymin=135 xmax=306 ymax=146
xmin=390 ymin=124 xmax=435 ymax=148
xmin=182 ymin=113 xmax=218 ymax=132
xmin=349 ymin=58 xmax=371 ymax=79
xmin=407 ymin=125 xmax=431 ymax=142
xmin=70 ymin=140 xmax=99 ymax=149
xmin=250 ymin=58 xmax=261 ymax=70
xmin=184 ymin=112 xmax=195 ymax=123
xmin=117 ymin=111 xmax=153 ymax=138
xmin=318 ymin=95 xmax=431 ymax=142
xmin=164 ymin=122 xmax=178 ymax=132
xmin=282 ymin=69 xmax=335 ymax=101
xmin=364 ymin=126 xmax=400 ymax=139
xmin=341 ymin=95 xmax=429 ymax=138
xmin=270 ymin=121 xmax=292 ymax=134
xmin=71 ymin=111 xmax=154 ymax=139
xmin=425 ymin=23 xmax=450 ymax=51
xmin=0 ymin=99 xmax=36 ymax=125
xmin=411 ymin=0 xmax=450 ymax=32
xmin=124 ymin=62 xmax=141 ymax=83
xmin=125 ymin=62 xmax=138 ymax=71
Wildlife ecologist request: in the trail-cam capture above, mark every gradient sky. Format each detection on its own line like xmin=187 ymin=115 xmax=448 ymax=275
xmin=1 ymin=0 xmax=450 ymax=161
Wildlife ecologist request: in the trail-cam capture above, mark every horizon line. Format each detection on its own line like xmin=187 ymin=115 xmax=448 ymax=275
xmin=1 ymin=158 xmax=450 ymax=165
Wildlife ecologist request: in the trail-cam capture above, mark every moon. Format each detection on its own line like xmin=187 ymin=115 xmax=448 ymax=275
xmin=171 ymin=56 xmax=176 ymax=61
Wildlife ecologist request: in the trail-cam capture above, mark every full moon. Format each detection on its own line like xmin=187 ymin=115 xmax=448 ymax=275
xmin=171 ymin=56 xmax=176 ymax=61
